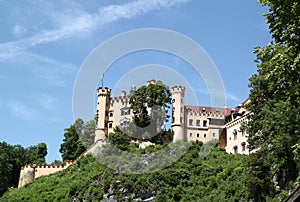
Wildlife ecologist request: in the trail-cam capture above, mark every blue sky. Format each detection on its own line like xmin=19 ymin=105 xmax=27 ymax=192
xmin=0 ymin=0 xmax=271 ymax=162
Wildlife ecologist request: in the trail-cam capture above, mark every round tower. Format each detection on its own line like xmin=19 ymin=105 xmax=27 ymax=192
xmin=95 ymin=87 xmax=111 ymax=142
xmin=171 ymin=86 xmax=185 ymax=142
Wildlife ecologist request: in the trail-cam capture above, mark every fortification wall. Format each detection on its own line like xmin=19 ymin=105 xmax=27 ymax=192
xmin=18 ymin=160 xmax=74 ymax=188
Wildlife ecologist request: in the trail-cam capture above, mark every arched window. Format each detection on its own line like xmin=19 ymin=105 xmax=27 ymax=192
xmin=241 ymin=142 xmax=246 ymax=151
xmin=233 ymin=145 xmax=238 ymax=154
xmin=233 ymin=129 xmax=237 ymax=140
xmin=204 ymin=134 xmax=207 ymax=138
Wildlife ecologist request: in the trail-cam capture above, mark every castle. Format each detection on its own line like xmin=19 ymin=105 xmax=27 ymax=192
xmin=18 ymin=80 xmax=250 ymax=188
xmin=94 ymin=80 xmax=250 ymax=154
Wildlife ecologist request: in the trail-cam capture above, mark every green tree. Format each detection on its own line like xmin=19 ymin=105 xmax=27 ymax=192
xmin=107 ymin=126 xmax=132 ymax=151
xmin=59 ymin=125 xmax=85 ymax=161
xmin=0 ymin=142 xmax=14 ymax=196
xmin=129 ymin=81 xmax=172 ymax=140
xmin=81 ymin=119 xmax=96 ymax=148
xmin=74 ymin=118 xmax=84 ymax=134
xmin=59 ymin=118 xmax=96 ymax=160
xmin=0 ymin=142 xmax=48 ymax=196
xmin=36 ymin=143 xmax=47 ymax=164
xmin=246 ymin=0 xmax=300 ymax=198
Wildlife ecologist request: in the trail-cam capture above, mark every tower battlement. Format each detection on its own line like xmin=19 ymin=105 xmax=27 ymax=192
xmin=97 ymin=87 xmax=111 ymax=97
xmin=172 ymin=86 xmax=185 ymax=92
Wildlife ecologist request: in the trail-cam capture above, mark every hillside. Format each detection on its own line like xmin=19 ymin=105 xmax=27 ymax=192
xmin=0 ymin=141 xmax=288 ymax=202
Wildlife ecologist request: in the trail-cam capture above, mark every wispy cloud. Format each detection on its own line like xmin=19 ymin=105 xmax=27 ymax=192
xmin=8 ymin=101 xmax=39 ymax=122
xmin=1 ymin=51 xmax=76 ymax=86
xmin=12 ymin=24 xmax=28 ymax=37
xmin=0 ymin=0 xmax=189 ymax=60
xmin=7 ymin=95 xmax=61 ymax=122
xmin=225 ymin=92 xmax=240 ymax=102
xmin=33 ymin=94 xmax=57 ymax=110
xmin=26 ymin=53 xmax=77 ymax=87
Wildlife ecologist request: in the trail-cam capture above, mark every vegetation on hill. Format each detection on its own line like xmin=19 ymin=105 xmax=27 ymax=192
xmin=1 ymin=138 xmax=298 ymax=202
xmin=0 ymin=142 xmax=248 ymax=202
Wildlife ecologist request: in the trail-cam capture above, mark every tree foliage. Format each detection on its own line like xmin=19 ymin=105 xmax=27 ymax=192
xmin=59 ymin=118 xmax=96 ymax=161
xmin=59 ymin=125 xmax=85 ymax=161
xmin=106 ymin=126 xmax=133 ymax=151
xmin=0 ymin=142 xmax=47 ymax=197
xmin=129 ymin=81 xmax=172 ymax=140
xmin=246 ymin=0 xmax=300 ymax=199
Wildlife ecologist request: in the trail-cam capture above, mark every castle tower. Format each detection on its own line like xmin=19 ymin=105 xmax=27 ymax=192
xmin=171 ymin=86 xmax=186 ymax=142
xmin=95 ymin=87 xmax=111 ymax=142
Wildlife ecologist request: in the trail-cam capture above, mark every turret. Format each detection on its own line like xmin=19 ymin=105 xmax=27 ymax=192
xmin=171 ymin=86 xmax=186 ymax=142
xmin=95 ymin=87 xmax=111 ymax=142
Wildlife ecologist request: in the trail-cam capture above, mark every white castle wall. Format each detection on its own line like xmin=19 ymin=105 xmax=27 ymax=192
xmin=225 ymin=113 xmax=249 ymax=154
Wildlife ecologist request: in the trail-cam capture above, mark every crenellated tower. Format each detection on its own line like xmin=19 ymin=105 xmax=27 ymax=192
xmin=171 ymin=86 xmax=186 ymax=142
xmin=95 ymin=87 xmax=111 ymax=142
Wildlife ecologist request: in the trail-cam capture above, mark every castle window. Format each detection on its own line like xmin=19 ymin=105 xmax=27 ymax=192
xmin=196 ymin=120 xmax=200 ymax=126
xmin=108 ymin=122 xmax=113 ymax=128
xmin=121 ymin=108 xmax=130 ymax=116
xmin=213 ymin=133 xmax=215 ymax=137
xmin=189 ymin=119 xmax=193 ymax=126
xmin=181 ymin=107 xmax=183 ymax=113
xmin=241 ymin=142 xmax=246 ymax=151
xmin=233 ymin=145 xmax=238 ymax=154
xmin=203 ymin=120 xmax=207 ymax=127
xmin=180 ymin=117 xmax=183 ymax=124
xmin=109 ymin=111 xmax=113 ymax=117
xmin=233 ymin=129 xmax=237 ymax=140
xmin=190 ymin=133 xmax=192 ymax=137
xmin=197 ymin=133 xmax=199 ymax=138
xmin=204 ymin=134 xmax=206 ymax=138
xmin=120 ymin=118 xmax=130 ymax=127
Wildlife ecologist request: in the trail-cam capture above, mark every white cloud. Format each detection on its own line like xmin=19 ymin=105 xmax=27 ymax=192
xmin=0 ymin=0 xmax=190 ymax=60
